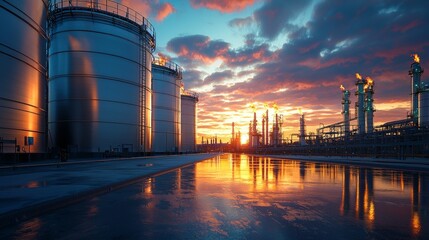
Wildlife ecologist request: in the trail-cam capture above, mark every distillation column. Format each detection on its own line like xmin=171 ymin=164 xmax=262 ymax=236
xmin=355 ymin=73 xmax=366 ymax=134
xmin=341 ymin=85 xmax=350 ymax=139
xmin=299 ymin=113 xmax=306 ymax=145
xmin=409 ymin=54 xmax=424 ymax=125
xmin=365 ymin=77 xmax=375 ymax=133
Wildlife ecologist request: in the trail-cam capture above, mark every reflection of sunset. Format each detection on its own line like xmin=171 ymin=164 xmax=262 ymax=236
xmin=191 ymin=154 xmax=425 ymax=238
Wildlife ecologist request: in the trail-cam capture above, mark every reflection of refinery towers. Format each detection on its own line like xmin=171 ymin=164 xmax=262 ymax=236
xmin=410 ymin=173 xmax=428 ymax=237
xmin=247 ymin=104 xmax=282 ymax=147
xmin=355 ymin=169 xmax=375 ymax=227
xmin=230 ymin=122 xmax=241 ymax=150
xmin=340 ymin=167 xmax=375 ymax=227
xmin=340 ymin=166 xmax=351 ymax=215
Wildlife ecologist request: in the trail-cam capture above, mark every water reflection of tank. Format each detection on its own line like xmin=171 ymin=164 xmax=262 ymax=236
xmin=181 ymin=91 xmax=198 ymax=153
xmin=152 ymin=57 xmax=182 ymax=153
xmin=48 ymin=0 xmax=155 ymax=153
xmin=0 ymin=0 xmax=48 ymax=153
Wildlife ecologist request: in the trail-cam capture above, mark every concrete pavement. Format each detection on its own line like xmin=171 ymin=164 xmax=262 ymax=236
xmin=0 ymin=153 xmax=221 ymax=227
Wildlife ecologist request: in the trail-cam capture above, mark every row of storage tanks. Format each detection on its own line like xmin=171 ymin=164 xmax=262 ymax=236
xmin=0 ymin=0 xmax=198 ymax=154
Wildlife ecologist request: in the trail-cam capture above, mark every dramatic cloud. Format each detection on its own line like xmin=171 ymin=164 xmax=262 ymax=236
xmin=117 ymin=0 xmax=175 ymax=21
xmin=182 ymin=69 xmax=206 ymax=89
xmin=190 ymin=0 xmax=256 ymax=13
xmin=204 ymin=70 xmax=234 ymax=85
xmin=155 ymin=2 xmax=175 ymax=21
xmin=253 ymin=0 xmax=312 ymax=40
xmin=164 ymin=0 xmax=429 ymax=141
xmin=167 ymin=35 xmax=230 ymax=63
xmin=229 ymin=16 xmax=253 ymax=28
xmin=166 ymin=35 xmax=275 ymax=68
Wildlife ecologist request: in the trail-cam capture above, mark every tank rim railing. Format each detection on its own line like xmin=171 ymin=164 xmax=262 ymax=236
xmin=181 ymin=89 xmax=199 ymax=101
xmin=153 ymin=56 xmax=183 ymax=80
xmin=49 ymin=0 xmax=156 ymax=50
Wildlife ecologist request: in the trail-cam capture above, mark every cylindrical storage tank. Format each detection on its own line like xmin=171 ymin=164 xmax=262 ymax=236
xmin=48 ymin=0 xmax=155 ymax=154
xmin=0 ymin=0 xmax=48 ymax=154
xmin=419 ymin=83 xmax=429 ymax=128
xmin=181 ymin=91 xmax=198 ymax=153
xmin=152 ymin=57 xmax=182 ymax=153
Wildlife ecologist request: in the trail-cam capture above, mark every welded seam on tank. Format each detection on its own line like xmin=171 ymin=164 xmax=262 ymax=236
xmin=0 ymin=44 xmax=46 ymax=73
xmin=153 ymin=91 xmax=181 ymax=99
xmin=0 ymin=126 xmax=45 ymax=134
xmin=153 ymin=105 xmax=179 ymax=112
xmin=0 ymin=2 xmax=48 ymax=39
xmin=48 ymin=74 xmax=143 ymax=88
xmin=49 ymin=29 xmax=141 ymax=50
xmin=0 ymin=97 xmax=46 ymax=113
xmin=48 ymin=98 xmax=140 ymax=108
xmin=48 ymin=120 xmax=140 ymax=126
xmin=48 ymin=50 xmax=141 ymax=67
xmin=153 ymin=77 xmax=182 ymax=86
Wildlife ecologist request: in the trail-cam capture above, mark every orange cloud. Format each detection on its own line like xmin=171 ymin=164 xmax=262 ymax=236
xmin=120 ymin=0 xmax=150 ymax=17
xmin=156 ymin=3 xmax=175 ymax=21
xmin=118 ymin=0 xmax=175 ymax=22
xmin=190 ymin=0 xmax=256 ymax=13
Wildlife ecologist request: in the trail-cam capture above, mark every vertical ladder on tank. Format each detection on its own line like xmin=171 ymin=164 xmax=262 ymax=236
xmin=139 ymin=29 xmax=146 ymax=153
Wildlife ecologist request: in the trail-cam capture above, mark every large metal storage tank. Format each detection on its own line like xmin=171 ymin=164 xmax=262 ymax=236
xmin=419 ymin=83 xmax=429 ymax=128
xmin=181 ymin=91 xmax=198 ymax=152
xmin=0 ymin=0 xmax=48 ymax=154
xmin=152 ymin=57 xmax=182 ymax=153
xmin=48 ymin=0 xmax=155 ymax=154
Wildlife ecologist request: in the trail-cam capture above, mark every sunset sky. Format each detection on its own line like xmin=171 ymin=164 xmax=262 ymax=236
xmin=120 ymin=0 xmax=429 ymax=144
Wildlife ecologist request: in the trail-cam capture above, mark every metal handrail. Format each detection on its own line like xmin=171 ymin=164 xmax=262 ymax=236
xmin=181 ymin=89 xmax=199 ymax=100
xmin=152 ymin=57 xmax=183 ymax=79
xmin=49 ymin=0 xmax=156 ymax=50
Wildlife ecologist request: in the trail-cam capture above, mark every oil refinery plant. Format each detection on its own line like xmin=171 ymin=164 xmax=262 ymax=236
xmin=225 ymin=54 xmax=428 ymax=158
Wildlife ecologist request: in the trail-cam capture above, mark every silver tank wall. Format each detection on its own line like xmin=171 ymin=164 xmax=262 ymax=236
xmin=152 ymin=65 xmax=181 ymax=153
xmin=0 ymin=0 xmax=48 ymax=153
xmin=419 ymin=85 xmax=429 ymax=128
xmin=181 ymin=95 xmax=197 ymax=152
xmin=48 ymin=2 xmax=153 ymax=153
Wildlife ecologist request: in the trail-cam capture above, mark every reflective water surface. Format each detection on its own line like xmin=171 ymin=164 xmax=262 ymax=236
xmin=1 ymin=154 xmax=429 ymax=239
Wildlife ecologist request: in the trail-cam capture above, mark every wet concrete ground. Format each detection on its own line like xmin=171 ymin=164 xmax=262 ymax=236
xmin=1 ymin=154 xmax=429 ymax=239
xmin=0 ymin=153 xmax=219 ymax=225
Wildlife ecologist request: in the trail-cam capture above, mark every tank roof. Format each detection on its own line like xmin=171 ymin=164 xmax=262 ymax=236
xmin=49 ymin=0 xmax=156 ymax=51
xmin=152 ymin=57 xmax=183 ymax=79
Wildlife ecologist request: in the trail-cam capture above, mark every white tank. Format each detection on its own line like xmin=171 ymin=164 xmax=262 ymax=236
xmin=181 ymin=91 xmax=198 ymax=152
xmin=152 ymin=58 xmax=182 ymax=153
